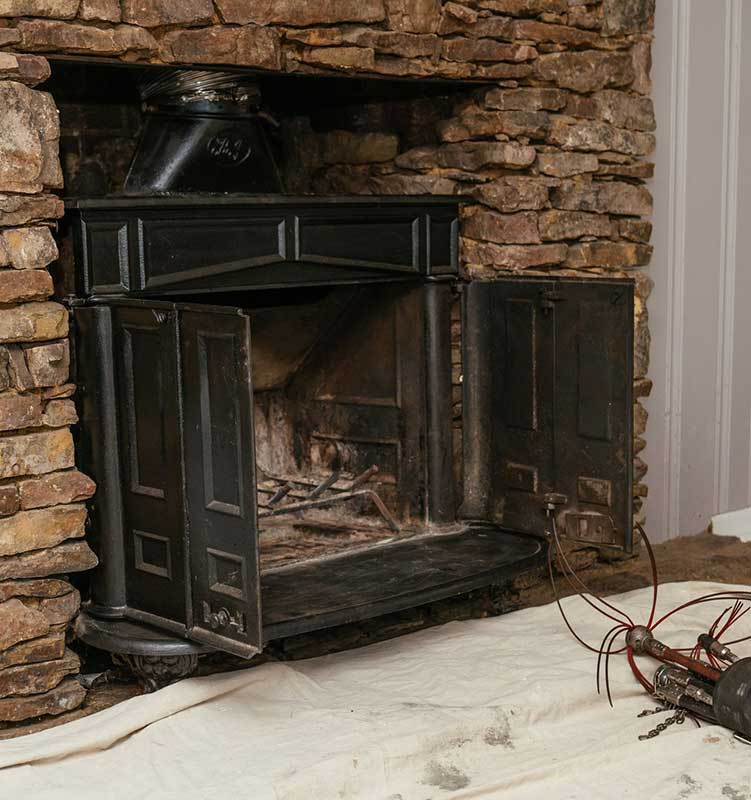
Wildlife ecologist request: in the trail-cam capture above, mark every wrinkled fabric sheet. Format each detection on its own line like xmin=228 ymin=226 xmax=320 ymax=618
xmin=2 ymin=581 xmax=751 ymax=800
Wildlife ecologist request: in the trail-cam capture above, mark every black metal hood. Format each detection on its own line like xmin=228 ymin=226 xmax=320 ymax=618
xmin=123 ymin=70 xmax=284 ymax=195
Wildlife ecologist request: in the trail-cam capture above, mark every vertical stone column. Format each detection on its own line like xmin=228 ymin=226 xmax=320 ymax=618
xmin=0 ymin=53 xmax=97 ymax=724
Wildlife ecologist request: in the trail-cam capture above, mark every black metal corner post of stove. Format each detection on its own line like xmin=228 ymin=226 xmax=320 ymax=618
xmin=74 ymin=304 xmax=126 ymax=618
xmin=424 ymin=278 xmax=456 ymax=527
xmin=459 ymin=282 xmax=492 ymax=522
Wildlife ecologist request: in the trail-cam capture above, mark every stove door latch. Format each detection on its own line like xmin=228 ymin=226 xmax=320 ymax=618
xmin=202 ymin=601 xmax=246 ymax=634
xmin=539 ymin=289 xmax=565 ymax=314
xmin=542 ymin=492 xmax=568 ymax=516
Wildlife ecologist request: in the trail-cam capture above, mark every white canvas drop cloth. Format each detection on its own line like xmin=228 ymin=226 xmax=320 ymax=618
xmin=2 ymin=581 xmax=751 ymax=800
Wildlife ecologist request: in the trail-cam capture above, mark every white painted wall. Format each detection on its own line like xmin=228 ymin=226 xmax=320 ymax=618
xmin=646 ymin=0 xmax=751 ymax=540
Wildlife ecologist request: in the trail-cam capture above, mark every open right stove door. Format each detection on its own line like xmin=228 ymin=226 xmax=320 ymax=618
xmin=461 ymin=277 xmax=634 ymax=551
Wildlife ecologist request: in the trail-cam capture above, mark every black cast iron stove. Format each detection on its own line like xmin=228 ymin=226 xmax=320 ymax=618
xmin=68 ymin=194 xmax=634 ymax=682
xmin=65 ymin=74 xmax=634 ymax=684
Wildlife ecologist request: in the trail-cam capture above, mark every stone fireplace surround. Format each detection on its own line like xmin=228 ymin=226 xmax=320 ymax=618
xmin=0 ymin=0 xmax=654 ymax=725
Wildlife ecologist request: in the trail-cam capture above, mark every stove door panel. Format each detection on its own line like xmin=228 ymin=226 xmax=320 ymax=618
xmin=111 ymin=303 xmax=188 ymax=627
xmin=462 ymin=277 xmax=634 ymax=551
xmin=461 ymin=280 xmax=555 ymax=534
xmin=180 ymin=308 xmax=262 ymax=657
xmin=553 ymin=281 xmax=634 ymax=551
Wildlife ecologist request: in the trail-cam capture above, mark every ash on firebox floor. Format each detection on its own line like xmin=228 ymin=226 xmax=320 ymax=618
xmin=2 ymin=531 xmax=748 ymax=740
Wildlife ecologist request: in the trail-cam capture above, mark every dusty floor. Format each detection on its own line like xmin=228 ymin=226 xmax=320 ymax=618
xmin=2 ymin=531 xmax=749 ymax=740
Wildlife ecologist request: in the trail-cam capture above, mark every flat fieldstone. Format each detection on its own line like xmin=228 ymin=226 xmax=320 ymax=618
xmin=0 ymin=577 xmax=72 ymax=602
xmin=0 ymin=82 xmax=44 ymax=194
xmin=321 ymin=131 xmax=399 ymax=164
xmin=18 ymin=470 xmax=95 ymax=510
xmin=535 ymin=51 xmax=634 ymax=93
xmin=548 ymin=118 xmax=655 ymax=157
xmin=0 ymin=598 xmax=49 ymax=651
xmin=551 ymin=179 xmax=653 ymax=216
xmin=565 ymin=90 xmax=656 ymax=132
xmin=41 ymin=398 xmax=78 ymax=427
xmin=0 ymin=540 xmax=97 ymax=581
xmin=385 ymin=0 xmax=440 ymax=32
xmin=442 ymin=2 xmax=477 ymax=23
xmin=536 ymin=151 xmax=599 ymax=178
xmin=462 ymin=207 xmax=541 ymax=245
xmin=565 ymin=241 xmax=653 ymax=268
xmin=484 ymin=87 xmax=567 ymax=111
xmin=0 ymin=269 xmax=53 ymax=303
xmin=22 ymin=588 xmax=80 ymax=626
xmin=602 ymin=0 xmax=655 ymax=36
xmin=396 ymin=141 xmax=535 ymax=171
xmin=538 ymin=210 xmax=615 ymax=241
xmin=630 ymin=40 xmax=652 ymax=96
xmin=217 ymin=0 xmax=385 ymax=25
xmin=297 ymin=46 xmax=375 ymax=71
xmin=343 ymin=29 xmax=441 ymax=59
xmin=17 ymin=20 xmax=157 ymax=57
xmin=122 ymin=0 xmax=213 ymax=27
xmin=16 ymin=340 xmax=70 ymax=389
xmin=41 ymin=382 xmax=74 ymax=399
xmin=620 ymin=219 xmax=652 ymax=243
xmin=0 ymin=53 xmax=51 ymax=87
xmin=0 ymin=503 xmax=87 ymax=557
xmin=442 ymin=38 xmax=536 ymax=63
xmin=0 ymin=301 xmax=67 ymax=344
xmin=0 ymin=675 xmax=85 ymax=722
xmin=0 ymin=0 xmax=79 ymax=17
xmin=0 ymin=428 xmax=75 ymax=480
xmin=0 ymin=631 xmax=65 ymax=670
xmin=462 ymin=238 xmax=568 ymax=270
xmin=160 ymin=25 xmax=282 ymax=70
xmin=0 ymin=391 xmax=43 ymax=432
xmin=438 ymin=14 xmax=513 ymax=38
xmin=510 ymin=19 xmax=608 ymax=48
xmin=473 ymin=176 xmax=549 ymax=213
xmin=477 ymin=0 xmax=567 ymax=14
xmin=440 ymin=109 xmax=550 ymax=142
xmin=1 ymin=226 xmax=58 ymax=269
xmin=596 ymin=159 xmax=655 ymax=180
xmin=0 ymin=649 xmax=79 ymax=700
xmin=0 ymin=194 xmax=63 ymax=226
xmin=0 ymin=485 xmax=20 ymax=517
xmin=79 ymin=0 xmax=121 ymax=21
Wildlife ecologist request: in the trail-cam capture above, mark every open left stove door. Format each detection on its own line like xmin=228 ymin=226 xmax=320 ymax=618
xmin=75 ymin=299 xmax=262 ymax=658
xmin=461 ymin=276 xmax=634 ymax=552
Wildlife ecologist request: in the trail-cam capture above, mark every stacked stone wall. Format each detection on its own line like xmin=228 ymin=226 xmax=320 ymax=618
xmin=0 ymin=53 xmax=97 ymax=725
xmin=0 ymin=0 xmax=654 ymax=724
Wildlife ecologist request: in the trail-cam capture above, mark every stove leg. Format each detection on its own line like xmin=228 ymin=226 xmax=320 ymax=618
xmin=118 ymin=653 xmax=199 ymax=692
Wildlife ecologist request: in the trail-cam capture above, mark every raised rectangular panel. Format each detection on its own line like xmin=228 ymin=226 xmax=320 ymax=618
xmin=121 ymin=324 xmax=166 ymax=499
xmin=295 ymin=214 xmax=420 ymax=272
xmin=133 ymin=530 xmax=172 ymax=579
xmin=504 ymin=298 xmax=538 ymax=431
xmin=139 ymin=216 xmax=287 ymax=290
xmin=197 ymin=331 xmax=244 ymax=517
xmin=83 ymin=219 xmax=129 ymax=294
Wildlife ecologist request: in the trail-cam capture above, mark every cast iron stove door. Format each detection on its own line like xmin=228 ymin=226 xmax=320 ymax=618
xmin=462 ymin=277 xmax=634 ymax=551
xmin=80 ymin=300 xmax=262 ymax=658
xmin=180 ymin=309 xmax=261 ymax=657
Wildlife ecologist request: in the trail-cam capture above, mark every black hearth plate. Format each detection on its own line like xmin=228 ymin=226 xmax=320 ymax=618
xmin=260 ymin=525 xmax=545 ymax=641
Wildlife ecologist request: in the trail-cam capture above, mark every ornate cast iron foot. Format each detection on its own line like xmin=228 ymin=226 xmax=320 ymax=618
xmin=118 ymin=654 xmax=199 ymax=692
